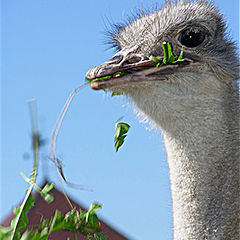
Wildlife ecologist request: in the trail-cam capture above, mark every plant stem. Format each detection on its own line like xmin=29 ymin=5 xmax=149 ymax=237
xmin=74 ymin=231 xmax=78 ymax=240
xmin=10 ymin=100 xmax=39 ymax=240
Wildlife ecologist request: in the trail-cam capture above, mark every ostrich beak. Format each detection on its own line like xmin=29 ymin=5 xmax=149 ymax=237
xmin=86 ymin=50 xmax=155 ymax=89
xmin=86 ymin=47 xmax=195 ymax=90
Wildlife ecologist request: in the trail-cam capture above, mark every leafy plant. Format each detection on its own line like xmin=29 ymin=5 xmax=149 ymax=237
xmin=0 ymin=100 xmax=104 ymax=240
xmin=0 ymin=201 xmax=103 ymax=240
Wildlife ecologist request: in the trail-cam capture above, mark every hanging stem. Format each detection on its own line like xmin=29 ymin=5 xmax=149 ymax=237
xmin=49 ymin=83 xmax=90 ymax=209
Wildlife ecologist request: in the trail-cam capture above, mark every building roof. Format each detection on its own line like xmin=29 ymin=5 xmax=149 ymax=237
xmin=1 ymin=182 xmax=129 ymax=240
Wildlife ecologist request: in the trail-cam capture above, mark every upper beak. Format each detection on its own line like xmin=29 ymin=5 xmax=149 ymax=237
xmin=86 ymin=51 xmax=155 ymax=80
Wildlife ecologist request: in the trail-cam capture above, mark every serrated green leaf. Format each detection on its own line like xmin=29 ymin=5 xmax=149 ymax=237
xmin=114 ymin=121 xmax=130 ymax=152
xmin=0 ymin=225 xmax=13 ymax=240
xmin=20 ymin=229 xmax=43 ymax=240
xmin=177 ymin=46 xmax=184 ymax=61
xmin=85 ymin=203 xmax=102 ymax=224
xmin=88 ymin=214 xmax=99 ymax=226
xmin=11 ymin=194 xmax=35 ymax=232
xmin=166 ymin=42 xmax=175 ymax=62
xmin=41 ymin=183 xmax=54 ymax=195
xmin=116 ymin=122 xmax=130 ymax=135
xmin=20 ymin=230 xmax=32 ymax=240
xmin=20 ymin=173 xmax=54 ymax=204
xmin=43 ymin=193 xmax=54 ymax=204
xmin=48 ymin=210 xmax=65 ymax=233
xmin=161 ymin=42 xmax=175 ymax=64
xmin=41 ymin=183 xmax=54 ymax=203
xmin=115 ymin=136 xmax=126 ymax=152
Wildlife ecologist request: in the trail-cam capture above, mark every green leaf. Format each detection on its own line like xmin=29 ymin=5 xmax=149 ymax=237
xmin=86 ymin=75 xmax=112 ymax=83
xmin=20 ymin=230 xmax=32 ymax=240
xmin=0 ymin=225 xmax=13 ymax=240
xmin=48 ymin=210 xmax=65 ymax=234
xmin=114 ymin=120 xmax=130 ymax=152
xmin=41 ymin=183 xmax=54 ymax=195
xmin=20 ymin=174 xmax=54 ymax=204
xmin=111 ymin=91 xmax=123 ymax=96
xmin=153 ymin=42 xmax=185 ymax=68
xmin=177 ymin=46 xmax=184 ymax=61
xmin=115 ymin=122 xmax=130 ymax=137
xmin=41 ymin=183 xmax=54 ymax=203
xmin=85 ymin=203 xmax=102 ymax=225
xmin=161 ymin=42 xmax=174 ymax=64
xmin=161 ymin=42 xmax=168 ymax=65
xmin=166 ymin=42 xmax=176 ymax=62
xmin=149 ymin=56 xmax=162 ymax=63
xmin=86 ymin=71 xmax=129 ymax=83
xmin=11 ymin=194 xmax=35 ymax=232
xmin=39 ymin=226 xmax=48 ymax=237
xmin=20 ymin=230 xmax=40 ymax=240
xmin=171 ymin=46 xmax=185 ymax=63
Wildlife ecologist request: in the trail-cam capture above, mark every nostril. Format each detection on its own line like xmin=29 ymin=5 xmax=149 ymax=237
xmin=123 ymin=56 xmax=142 ymax=65
xmin=110 ymin=55 xmax=123 ymax=64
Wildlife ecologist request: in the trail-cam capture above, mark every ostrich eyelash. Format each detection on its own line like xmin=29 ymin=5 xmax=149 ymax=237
xmin=104 ymin=6 xmax=157 ymax=51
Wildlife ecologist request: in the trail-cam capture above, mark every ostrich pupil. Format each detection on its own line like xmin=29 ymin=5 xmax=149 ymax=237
xmin=178 ymin=28 xmax=205 ymax=47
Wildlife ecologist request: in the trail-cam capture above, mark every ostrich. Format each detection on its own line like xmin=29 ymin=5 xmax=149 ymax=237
xmin=86 ymin=0 xmax=239 ymax=239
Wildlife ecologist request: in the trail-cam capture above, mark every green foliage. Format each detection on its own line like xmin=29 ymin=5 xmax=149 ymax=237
xmin=12 ymin=194 xmax=36 ymax=233
xmin=0 ymin=100 xmax=105 ymax=240
xmin=20 ymin=173 xmax=54 ymax=204
xmin=40 ymin=183 xmax=55 ymax=203
xmin=150 ymin=42 xmax=184 ymax=67
xmin=0 ymin=201 xmax=103 ymax=240
xmin=114 ymin=117 xmax=130 ymax=152
xmin=0 ymin=195 xmax=36 ymax=240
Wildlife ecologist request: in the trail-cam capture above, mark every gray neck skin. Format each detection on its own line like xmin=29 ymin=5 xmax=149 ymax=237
xmin=163 ymin=95 xmax=240 ymax=240
xmin=123 ymin=74 xmax=240 ymax=239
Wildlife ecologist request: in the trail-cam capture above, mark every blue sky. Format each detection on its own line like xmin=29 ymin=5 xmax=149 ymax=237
xmin=1 ymin=0 xmax=239 ymax=239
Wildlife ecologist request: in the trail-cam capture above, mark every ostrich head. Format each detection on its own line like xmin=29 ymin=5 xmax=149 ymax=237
xmin=86 ymin=1 xmax=239 ymax=239
xmin=86 ymin=0 xmax=240 ymax=238
xmin=86 ymin=0 xmax=239 ymax=132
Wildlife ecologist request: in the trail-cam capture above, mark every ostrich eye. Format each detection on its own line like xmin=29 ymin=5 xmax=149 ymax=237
xmin=178 ymin=27 xmax=206 ymax=48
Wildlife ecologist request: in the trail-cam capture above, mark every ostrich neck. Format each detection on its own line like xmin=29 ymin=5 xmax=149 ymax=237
xmin=163 ymin=110 xmax=240 ymax=240
xmin=125 ymin=77 xmax=240 ymax=239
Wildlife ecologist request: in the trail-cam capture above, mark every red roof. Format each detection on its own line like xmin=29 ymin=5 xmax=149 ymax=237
xmin=1 ymin=183 xmax=129 ymax=240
